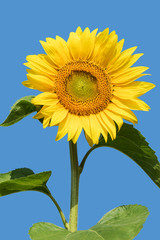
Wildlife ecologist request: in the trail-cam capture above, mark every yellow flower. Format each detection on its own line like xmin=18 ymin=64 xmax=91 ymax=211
xmin=23 ymin=27 xmax=155 ymax=146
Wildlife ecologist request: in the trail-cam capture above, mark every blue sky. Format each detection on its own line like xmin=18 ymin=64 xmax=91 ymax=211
xmin=0 ymin=0 xmax=160 ymax=239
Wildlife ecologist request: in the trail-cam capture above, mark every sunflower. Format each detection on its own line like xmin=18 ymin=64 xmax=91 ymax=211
xmin=23 ymin=27 xmax=155 ymax=146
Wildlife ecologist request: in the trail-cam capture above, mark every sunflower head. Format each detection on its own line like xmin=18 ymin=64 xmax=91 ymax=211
xmin=23 ymin=27 xmax=155 ymax=146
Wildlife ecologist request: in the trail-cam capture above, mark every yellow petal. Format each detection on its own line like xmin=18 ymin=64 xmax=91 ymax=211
xmin=25 ymin=54 xmax=58 ymax=76
xmin=112 ymin=73 xmax=149 ymax=86
xmin=104 ymin=109 xmax=123 ymax=131
xmin=107 ymin=39 xmax=124 ymax=66
xmin=81 ymin=116 xmax=92 ymax=140
xmin=76 ymin=26 xmax=83 ymax=35
xmin=97 ymin=111 xmax=116 ymax=140
xmin=96 ymin=115 xmax=108 ymax=142
xmin=113 ymin=81 xmax=155 ymax=98
xmin=108 ymin=53 xmax=143 ymax=74
xmin=68 ymin=27 xmax=98 ymax=61
xmin=72 ymin=124 xmax=82 ymax=143
xmin=67 ymin=115 xmax=82 ymax=142
xmin=98 ymin=32 xmax=118 ymax=68
xmin=43 ymin=116 xmax=51 ymax=128
xmin=80 ymin=27 xmax=98 ymax=60
xmin=40 ymin=37 xmax=69 ymax=68
xmin=111 ymin=66 xmax=149 ymax=82
xmin=56 ymin=114 xmax=71 ymax=141
xmin=89 ymin=114 xmax=101 ymax=144
xmin=107 ymin=103 xmax=138 ymax=124
xmin=67 ymin=32 xmax=81 ymax=60
xmin=93 ymin=30 xmax=118 ymax=67
xmin=55 ymin=36 xmax=70 ymax=61
xmin=40 ymin=103 xmax=63 ymax=116
xmin=112 ymin=97 xmax=150 ymax=111
xmin=22 ymin=80 xmax=34 ymax=89
xmin=32 ymin=92 xmax=58 ymax=105
xmin=96 ymin=28 xmax=109 ymax=43
xmin=50 ymin=108 xmax=68 ymax=126
xmin=84 ymin=131 xmax=94 ymax=147
xmin=108 ymin=46 xmax=137 ymax=73
xmin=93 ymin=28 xmax=109 ymax=56
xmin=33 ymin=104 xmax=63 ymax=120
xmin=33 ymin=111 xmax=44 ymax=119
xmin=27 ymin=72 xmax=55 ymax=92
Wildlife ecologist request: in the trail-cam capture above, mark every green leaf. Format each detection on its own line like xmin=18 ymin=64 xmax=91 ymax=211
xmin=0 ymin=95 xmax=36 ymax=126
xmin=80 ymin=123 xmax=160 ymax=188
xmin=0 ymin=168 xmax=51 ymax=197
xmin=29 ymin=205 xmax=149 ymax=240
xmin=90 ymin=205 xmax=149 ymax=240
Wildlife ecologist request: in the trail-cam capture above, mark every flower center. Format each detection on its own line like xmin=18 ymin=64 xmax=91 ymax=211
xmin=66 ymin=71 xmax=98 ymax=101
xmin=55 ymin=61 xmax=112 ymax=116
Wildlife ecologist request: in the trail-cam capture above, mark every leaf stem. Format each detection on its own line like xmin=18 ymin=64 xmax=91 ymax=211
xmin=79 ymin=145 xmax=96 ymax=174
xmin=47 ymin=190 xmax=69 ymax=230
xmin=69 ymin=141 xmax=80 ymax=232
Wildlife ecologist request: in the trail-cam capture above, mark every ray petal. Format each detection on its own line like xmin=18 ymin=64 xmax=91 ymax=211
xmin=98 ymin=33 xmax=118 ymax=67
xmin=112 ymin=96 xmax=150 ymax=111
xmin=26 ymin=72 xmax=55 ymax=92
xmin=108 ymin=53 xmax=144 ymax=75
xmin=25 ymin=54 xmax=58 ymax=76
xmin=31 ymin=92 xmax=58 ymax=105
xmin=55 ymin=36 xmax=70 ymax=61
xmin=91 ymin=28 xmax=109 ymax=59
xmin=67 ymin=115 xmax=81 ymax=141
xmin=107 ymin=103 xmax=138 ymax=124
xmin=22 ymin=80 xmax=34 ymax=89
xmin=107 ymin=39 xmax=125 ymax=67
xmin=84 ymin=131 xmax=94 ymax=147
xmin=96 ymin=114 xmax=108 ymax=142
xmin=89 ymin=114 xmax=101 ymax=144
xmin=111 ymin=66 xmax=149 ymax=81
xmin=50 ymin=108 xmax=68 ymax=126
xmin=43 ymin=116 xmax=51 ymax=128
xmin=104 ymin=109 xmax=123 ymax=131
xmin=40 ymin=103 xmax=63 ymax=115
xmin=80 ymin=27 xmax=98 ymax=60
xmin=76 ymin=26 xmax=83 ymax=35
xmin=72 ymin=125 xmax=82 ymax=143
xmin=33 ymin=110 xmax=45 ymax=119
xmin=93 ymin=31 xmax=118 ymax=66
xmin=107 ymin=46 xmax=137 ymax=73
xmin=97 ymin=112 xmax=116 ymax=140
xmin=40 ymin=38 xmax=68 ymax=68
xmin=113 ymin=81 xmax=155 ymax=98
xmin=56 ymin=114 xmax=71 ymax=141
xmin=67 ymin=32 xmax=81 ymax=60
xmin=81 ymin=116 xmax=92 ymax=140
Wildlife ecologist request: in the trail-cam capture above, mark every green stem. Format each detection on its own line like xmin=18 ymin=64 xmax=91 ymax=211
xmin=69 ymin=140 xmax=80 ymax=232
xmin=47 ymin=190 xmax=69 ymax=230
xmin=79 ymin=145 xmax=96 ymax=174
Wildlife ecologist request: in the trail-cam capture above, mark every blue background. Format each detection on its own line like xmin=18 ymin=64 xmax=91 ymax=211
xmin=0 ymin=0 xmax=159 ymax=239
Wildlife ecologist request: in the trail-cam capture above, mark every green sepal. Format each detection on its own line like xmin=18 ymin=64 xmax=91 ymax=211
xmin=80 ymin=123 xmax=160 ymax=188
xmin=0 ymin=95 xmax=36 ymax=126
xmin=29 ymin=204 xmax=149 ymax=240
xmin=0 ymin=168 xmax=51 ymax=197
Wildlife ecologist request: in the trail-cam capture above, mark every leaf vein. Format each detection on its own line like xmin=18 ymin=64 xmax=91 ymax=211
xmin=88 ymin=229 xmax=104 ymax=240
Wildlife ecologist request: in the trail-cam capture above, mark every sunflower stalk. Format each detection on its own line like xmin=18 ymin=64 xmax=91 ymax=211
xmin=69 ymin=141 xmax=80 ymax=232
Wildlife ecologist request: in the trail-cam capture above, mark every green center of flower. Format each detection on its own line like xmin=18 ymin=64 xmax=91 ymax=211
xmin=66 ymin=71 xmax=98 ymax=101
